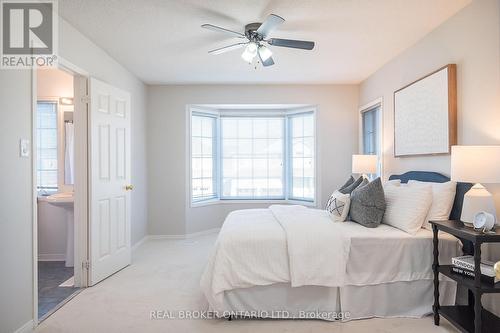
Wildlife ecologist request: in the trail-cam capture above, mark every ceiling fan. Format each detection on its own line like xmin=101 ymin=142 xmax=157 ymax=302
xmin=202 ymin=14 xmax=315 ymax=67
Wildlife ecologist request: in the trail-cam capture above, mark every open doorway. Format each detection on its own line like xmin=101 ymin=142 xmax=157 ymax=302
xmin=34 ymin=66 xmax=88 ymax=321
xmin=32 ymin=64 xmax=132 ymax=324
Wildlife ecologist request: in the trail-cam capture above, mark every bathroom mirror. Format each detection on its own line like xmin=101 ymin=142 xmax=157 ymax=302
xmin=63 ymin=110 xmax=74 ymax=185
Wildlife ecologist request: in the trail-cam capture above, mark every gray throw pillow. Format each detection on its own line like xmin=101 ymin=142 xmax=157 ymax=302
xmin=350 ymin=177 xmax=386 ymax=228
xmin=339 ymin=176 xmax=364 ymax=195
xmin=358 ymin=178 xmax=369 ymax=188
xmin=339 ymin=176 xmax=355 ymax=192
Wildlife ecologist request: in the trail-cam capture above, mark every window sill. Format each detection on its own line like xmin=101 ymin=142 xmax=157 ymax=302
xmin=190 ymin=198 xmax=317 ymax=208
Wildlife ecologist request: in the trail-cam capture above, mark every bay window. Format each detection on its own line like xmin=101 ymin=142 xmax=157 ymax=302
xmin=190 ymin=108 xmax=316 ymax=204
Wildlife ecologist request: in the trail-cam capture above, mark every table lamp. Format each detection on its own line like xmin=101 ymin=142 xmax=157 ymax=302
xmin=451 ymin=146 xmax=500 ymax=227
xmin=352 ymin=154 xmax=378 ymax=179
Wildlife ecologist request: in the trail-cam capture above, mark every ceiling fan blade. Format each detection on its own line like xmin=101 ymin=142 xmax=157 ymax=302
xmin=259 ymin=54 xmax=275 ymax=67
xmin=201 ymin=24 xmax=246 ymax=38
xmin=256 ymin=14 xmax=285 ymax=38
xmin=268 ymin=38 xmax=315 ymax=50
xmin=208 ymin=43 xmax=247 ymax=55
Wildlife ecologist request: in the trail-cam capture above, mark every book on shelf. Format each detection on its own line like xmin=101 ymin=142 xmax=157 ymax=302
xmin=451 ymin=255 xmax=495 ymax=276
xmin=450 ymin=266 xmax=499 ymax=284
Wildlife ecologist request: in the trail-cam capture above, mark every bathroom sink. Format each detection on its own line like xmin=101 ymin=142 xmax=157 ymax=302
xmin=46 ymin=192 xmax=75 ymax=267
xmin=46 ymin=192 xmax=74 ymax=208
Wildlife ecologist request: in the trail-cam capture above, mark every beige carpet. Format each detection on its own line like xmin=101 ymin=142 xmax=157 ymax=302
xmin=36 ymin=233 xmax=458 ymax=333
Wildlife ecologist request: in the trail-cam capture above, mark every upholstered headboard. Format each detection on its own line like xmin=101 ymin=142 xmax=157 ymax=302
xmin=388 ymin=171 xmax=474 ymax=254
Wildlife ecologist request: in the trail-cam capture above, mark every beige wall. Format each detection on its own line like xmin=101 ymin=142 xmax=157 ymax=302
xmin=0 ymin=17 xmax=148 ymax=333
xmin=37 ymin=68 xmax=74 ymax=98
xmin=147 ymin=85 xmax=359 ymax=235
xmin=359 ymin=0 xmax=500 ymax=314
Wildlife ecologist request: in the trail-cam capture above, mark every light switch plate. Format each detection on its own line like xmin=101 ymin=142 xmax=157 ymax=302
xmin=20 ymin=139 xmax=30 ymax=157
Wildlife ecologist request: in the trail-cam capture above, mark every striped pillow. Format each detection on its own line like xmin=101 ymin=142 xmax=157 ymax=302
xmin=382 ymin=184 xmax=433 ymax=235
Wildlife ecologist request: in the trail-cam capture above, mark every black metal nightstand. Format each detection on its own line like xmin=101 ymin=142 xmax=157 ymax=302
xmin=430 ymin=220 xmax=500 ymax=333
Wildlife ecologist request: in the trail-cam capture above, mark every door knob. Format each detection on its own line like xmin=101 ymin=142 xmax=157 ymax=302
xmin=125 ymin=185 xmax=134 ymax=191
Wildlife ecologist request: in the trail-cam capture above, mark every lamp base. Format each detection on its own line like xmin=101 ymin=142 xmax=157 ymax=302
xmin=462 ymin=221 xmax=475 ymax=228
xmin=460 ymin=183 xmax=497 ymax=227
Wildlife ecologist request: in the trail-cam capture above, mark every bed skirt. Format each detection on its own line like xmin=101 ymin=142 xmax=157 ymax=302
xmin=222 ymin=279 xmax=456 ymax=321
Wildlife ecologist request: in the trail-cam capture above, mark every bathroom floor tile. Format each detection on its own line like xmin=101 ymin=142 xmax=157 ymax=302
xmin=38 ymin=261 xmax=80 ymax=319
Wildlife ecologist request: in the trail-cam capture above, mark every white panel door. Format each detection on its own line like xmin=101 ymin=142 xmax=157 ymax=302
xmin=89 ymin=78 xmax=131 ymax=285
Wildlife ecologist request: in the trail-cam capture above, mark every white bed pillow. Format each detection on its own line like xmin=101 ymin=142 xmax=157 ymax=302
xmin=383 ymin=179 xmax=401 ymax=188
xmin=325 ymin=191 xmax=351 ymax=222
xmin=408 ymin=180 xmax=456 ymax=230
xmin=383 ymin=184 xmax=433 ymax=235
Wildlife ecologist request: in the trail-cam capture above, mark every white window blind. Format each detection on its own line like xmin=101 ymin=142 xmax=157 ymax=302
xmin=37 ymin=101 xmax=58 ymax=191
xmin=221 ymin=117 xmax=285 ymax=199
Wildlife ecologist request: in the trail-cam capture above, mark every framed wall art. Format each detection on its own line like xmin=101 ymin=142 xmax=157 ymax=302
xmin=394 ymin=64 xmax=457 ymax=157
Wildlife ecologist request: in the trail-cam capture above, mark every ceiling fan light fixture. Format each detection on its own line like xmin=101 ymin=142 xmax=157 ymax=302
xmin=258 ymin=45 xmax=273 ymax=62
xmin=204 ymin=14 xmax=315 ymax=67
xmin=241 ymin=42 xmax=258 ymax=63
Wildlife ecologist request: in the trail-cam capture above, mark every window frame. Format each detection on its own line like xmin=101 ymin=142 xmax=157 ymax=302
xmin=188 ymin=106 xmax=317 ymax=207
xmin=359 ymin=98 xmax=383 ymax=178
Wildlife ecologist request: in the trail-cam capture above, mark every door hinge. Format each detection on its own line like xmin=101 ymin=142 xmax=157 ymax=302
xmin=81 ymin=95 xmax=91 ymax=104
xmin=82 ymin=260 xmax=90 ymax=270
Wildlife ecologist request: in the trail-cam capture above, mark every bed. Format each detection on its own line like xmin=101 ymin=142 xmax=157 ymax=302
xmin=200 ymin=171 xmax=473 ymax=321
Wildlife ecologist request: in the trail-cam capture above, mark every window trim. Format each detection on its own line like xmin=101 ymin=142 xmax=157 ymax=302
xmin=359 ymin=98 xmax=383 ymax=178
xmin=188 ymin=105 xmax=318 ymax=207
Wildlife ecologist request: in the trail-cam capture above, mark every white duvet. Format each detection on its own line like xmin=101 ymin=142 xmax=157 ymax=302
xmin=200 ymin=205 xmax=461 ymax=312
xmin=269 ymin=205 xmax=351 ymax=287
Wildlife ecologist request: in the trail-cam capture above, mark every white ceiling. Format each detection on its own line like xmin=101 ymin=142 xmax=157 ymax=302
xmin=58 ymin=0 xmax=471 ymax=84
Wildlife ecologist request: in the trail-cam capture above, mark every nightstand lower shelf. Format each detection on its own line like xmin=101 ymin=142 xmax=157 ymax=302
xmin=438 ymin=265 xmax=500 ymax=293
xmin=439 ymin=306 xmax=500 ymax=333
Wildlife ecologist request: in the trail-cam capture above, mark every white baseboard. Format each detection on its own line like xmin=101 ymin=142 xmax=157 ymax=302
xmin=14 ymin=320 xmax=34 ymax=333
xmin=38 ymin=253 xmax=66 ymax=261
xmin=131 ymin=235 xmax=148 ymax=252
xmin=148 ymin=227 xmax=220 ymax=240
xmin=131 ymin=228 xmax=220 ymax=252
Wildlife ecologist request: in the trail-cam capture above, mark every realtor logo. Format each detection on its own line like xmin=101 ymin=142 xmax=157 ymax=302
xmin=1 ymin=0 xmax=58 ymax=68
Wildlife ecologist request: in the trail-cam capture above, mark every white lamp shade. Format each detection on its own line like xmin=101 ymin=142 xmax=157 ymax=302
xmin=460 ymin=184 xmax=497 ymax=225
xmin=451 ymin=146 xmax=500 ymax=183
xmin=352 ymin=154 xmax=378 ymax=174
